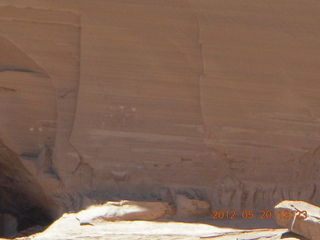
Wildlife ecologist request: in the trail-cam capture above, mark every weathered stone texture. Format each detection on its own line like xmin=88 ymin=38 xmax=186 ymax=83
xmin=175 ymin=194 xmax=210 ymax=217
xmin=275 ymin=200 xmax=320 ymax=240
xmin=76 ymin=200 xmax=174 ymax=224
xmin=0 ymin=0 xmax=319 ymax=219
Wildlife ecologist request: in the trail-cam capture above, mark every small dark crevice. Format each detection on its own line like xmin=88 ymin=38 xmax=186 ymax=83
xmin=0 ymin=87 xmax=16 ymax=92
xmin=40 ymin=145 xmax=61 ymax=181
xmin=43 ymin=168 xmax=60 ymax=180
xmin=20 ymin=152 xmax=40 ymax=160
xmin=60 ymin=89 xmax=76 ymax=99
xmin=0 ymin=67 xmax=38 ymax=74
xmin=0 ymin=65 xmax=39 ymax=73
xmin=181 ymin=157 xmax=192 ymax=162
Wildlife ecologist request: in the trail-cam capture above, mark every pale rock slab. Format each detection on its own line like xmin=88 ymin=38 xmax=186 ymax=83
xmin=274 ymin=200 xmax=320 ymax=240
xmin=76 ymin=200 xmax=174 ymax=225
xmin=175 ymin=194 xmax=210 ymax=217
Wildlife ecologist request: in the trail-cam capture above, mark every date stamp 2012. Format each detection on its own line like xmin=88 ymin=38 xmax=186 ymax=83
xmin=212 ymin=210 xmax=307 ymax=220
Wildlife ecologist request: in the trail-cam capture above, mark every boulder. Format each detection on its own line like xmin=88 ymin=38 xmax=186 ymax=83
xmin=175 ymin=194 xmax=210 ymax=217
xmin=274 ymin=200 xmax=320 ymax=240
xmin=76 ymin=200 xmax=174 ymax=225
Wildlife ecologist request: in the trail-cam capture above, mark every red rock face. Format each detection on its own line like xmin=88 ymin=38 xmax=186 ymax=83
xmin=0 ymin=0 xmax=319 ymax=221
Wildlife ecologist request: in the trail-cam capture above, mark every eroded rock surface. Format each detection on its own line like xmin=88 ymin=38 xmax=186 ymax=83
xmin=76 ymin=200 xmax=174 ymax=225
xmin=175 ymin=194 xmax=210 ymax=217
xmin=22 ymin=207 xmax=288 ymax=240
xmin=0 ymin=0 xmax=319 ymax=227
xmin=275 ymin=200 xmax=320 ymax=240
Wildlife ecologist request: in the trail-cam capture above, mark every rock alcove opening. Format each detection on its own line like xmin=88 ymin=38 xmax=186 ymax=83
xmin=0 ymin=141 xmax=56 ymax=238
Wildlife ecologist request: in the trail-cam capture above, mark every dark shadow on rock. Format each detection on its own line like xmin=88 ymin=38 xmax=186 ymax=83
xmin=281 ymin=231 xmax=310 ymax=240
xmin=0 ymin=140 xmax=56 ymax=238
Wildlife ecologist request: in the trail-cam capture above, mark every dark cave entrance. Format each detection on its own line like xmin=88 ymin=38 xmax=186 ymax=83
xmin=0 ymin=189 xmax=53 ymax=238
xmin=0 ymin=142 xmax=55 ymax=238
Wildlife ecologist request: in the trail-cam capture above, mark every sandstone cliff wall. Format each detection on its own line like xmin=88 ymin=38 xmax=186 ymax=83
xmin=0 ymin=0 xmax=319 ymax=220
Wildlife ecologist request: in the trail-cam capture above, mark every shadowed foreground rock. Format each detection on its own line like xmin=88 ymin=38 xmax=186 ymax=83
xmin=275 ymin=200 xmax=320 ymax=240
xmin=0 ymin=141 xmax=55 ymax=238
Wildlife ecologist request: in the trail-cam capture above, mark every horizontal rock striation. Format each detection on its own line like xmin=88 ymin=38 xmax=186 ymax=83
xmin=0 ymin=0 xmax=319 ymax=224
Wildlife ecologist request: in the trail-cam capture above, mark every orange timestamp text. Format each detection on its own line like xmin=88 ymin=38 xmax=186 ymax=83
xmin=277 ymin=210 xmax=307 ymax=220
xmin=212 ymin=210 xmax=272 ymax=220
xmin=212 ymin=210 xmax=308 ymax=220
